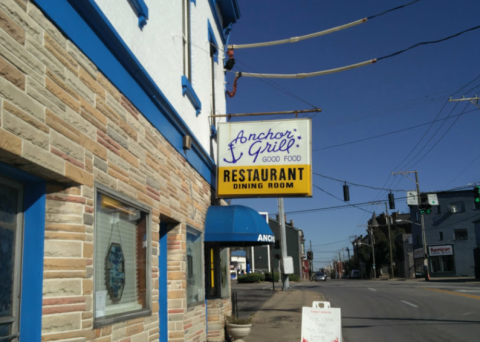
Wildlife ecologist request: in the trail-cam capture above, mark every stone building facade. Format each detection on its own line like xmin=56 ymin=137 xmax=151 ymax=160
xmin=0 ymin=0 xmax=243 ymax=341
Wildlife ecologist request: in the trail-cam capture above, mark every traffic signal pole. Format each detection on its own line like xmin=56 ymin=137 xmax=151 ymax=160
xmin=384 ymin=202 xmax=394 ymax=279
xmin=392 ymin=170 xmax=430 ymax=281
xmin=414 ymin=171 xmax=430 ymax=281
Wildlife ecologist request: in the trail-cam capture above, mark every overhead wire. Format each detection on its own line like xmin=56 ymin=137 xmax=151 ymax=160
xmin=406 ymin=102 xmax=471 ymax=169
xmin=227 ymin=0 xmax=420 ymax=50
xmin=227 ymin=25 xmax=480 ymax=79
xmin=313 ymin=108 xmax=478 ymax=151
xmin=313 ymin=184 xmax=373 ymax=214
xmin=313 ymin=173 xmax=409 ymax=192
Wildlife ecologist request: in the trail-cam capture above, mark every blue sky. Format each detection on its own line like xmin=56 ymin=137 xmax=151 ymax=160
xmin=226 ymin=0 xmax=480 ymax=268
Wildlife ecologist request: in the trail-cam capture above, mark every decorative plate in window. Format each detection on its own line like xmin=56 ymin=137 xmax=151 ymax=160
xmin=105 ymin=243 xmax=125 ymax=301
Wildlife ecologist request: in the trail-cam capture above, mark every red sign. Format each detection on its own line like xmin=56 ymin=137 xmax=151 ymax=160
xmin=428 ymin=245 xmax=453 ymax=256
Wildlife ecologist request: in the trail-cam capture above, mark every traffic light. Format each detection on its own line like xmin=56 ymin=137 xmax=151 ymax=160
xmin=474 ymin=186 xmax=480 ymax=203
xmin=388 ymin=192 xmax=395 ymax=210
xmin=343 ymin=183 xmax=350 ymax=202
xmin=419 ymin=193 xmax=431 ymax=214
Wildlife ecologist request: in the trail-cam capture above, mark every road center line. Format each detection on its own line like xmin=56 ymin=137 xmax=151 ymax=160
xmin=368 ymin=288 xmax=377 ymax=292
xmin=422 ymin=287 xmax=480 ymax=300
xmin=401 ymin=300 xmax=418 ymax=308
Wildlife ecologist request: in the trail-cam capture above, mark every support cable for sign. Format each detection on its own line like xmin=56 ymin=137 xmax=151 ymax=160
xmin=226 ymin=24 xmax=480 ymax=79
xmin=209 ymin=108 xmax=322 ymax=119
xmin=227 ymin=0 xmax=420 ymax=50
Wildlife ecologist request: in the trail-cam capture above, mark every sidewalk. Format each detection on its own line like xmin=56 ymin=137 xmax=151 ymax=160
xmin=244 ymin=287 xmax=325 ymax=342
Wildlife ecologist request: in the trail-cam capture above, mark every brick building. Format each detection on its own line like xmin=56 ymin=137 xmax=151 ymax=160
xmin=0 ymin=1 xmax=276 ymax=342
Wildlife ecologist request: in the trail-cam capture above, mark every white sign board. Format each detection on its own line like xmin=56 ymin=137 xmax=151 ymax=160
xmin=406 ymin=190 xmax=418 ymax=205
xmin=301 ymin=307 xmax=342 ymax=342
xmin=427 ymin=194 xmax=439 ymax=205
xmin=217 ymin=119 xmax=312 ymax=198
xmin=413 ymin=248 xmax=424 ymax=259
xmin=282 ymin=256 xmax=294 ymax=274
xmin=429 ymin=245 xmax=453 ymax=256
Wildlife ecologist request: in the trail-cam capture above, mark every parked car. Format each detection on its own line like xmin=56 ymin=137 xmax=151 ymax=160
xmin=315 ymin=272 xmax=327 ymax=282
xmin=253 ymin=269 xmax=265 ymax=274
xmin=349 ymin=270 xmax=360 ymax=279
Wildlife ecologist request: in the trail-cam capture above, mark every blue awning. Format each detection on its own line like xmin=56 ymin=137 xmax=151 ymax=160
xmin=204 ymin=205 xmax=275 ymax=247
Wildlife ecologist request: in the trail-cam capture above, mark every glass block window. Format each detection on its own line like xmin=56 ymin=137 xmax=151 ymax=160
xmin=187 ymin=227 xmax=204 ymax=306
xmin=0 ymin=178 xmax=23 ymax=342
xmin=94 ymin=188 xmax=150 ymax=325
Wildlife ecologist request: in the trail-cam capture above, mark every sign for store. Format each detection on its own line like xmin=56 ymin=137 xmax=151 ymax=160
xmin=428 ymin=245 xmax=453 ymax=256
xmin=217 ymin=119 xmax=312 ymax=198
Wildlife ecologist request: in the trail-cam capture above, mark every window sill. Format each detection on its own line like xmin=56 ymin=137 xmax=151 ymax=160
xmin=94 ymin=308 xmax=151 ymax=328
xmin=182 ymin=76 xmax=201 ymax=116
xmin=127 ymin=0 xmax=149 ymax=29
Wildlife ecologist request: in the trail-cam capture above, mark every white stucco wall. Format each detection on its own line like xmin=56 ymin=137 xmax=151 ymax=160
xmin=94 ymin=0 xmax=226 ymax=160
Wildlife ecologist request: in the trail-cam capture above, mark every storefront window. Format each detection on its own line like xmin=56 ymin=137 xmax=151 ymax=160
xmin=0 ymin=179 xmax=22 ymax=341
xmin=220 ymin=248 xmax=229 ymax=298
xmin=205 ymin=246 xmax=229 ymax=300
xmin=187 ymin=227 xmax=204 ymax=306
xmin=430 ymin=255 xmax=455 ymax=273
xmin=94 ymin=188 xmax=150 ymax=325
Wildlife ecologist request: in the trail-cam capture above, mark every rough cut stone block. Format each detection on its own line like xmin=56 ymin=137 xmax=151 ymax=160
xmin=3 ymin=100 xmax=49 ymax=132
xmin=43 ymin=279 xmax=82 ymax=297
xmin=42 ymin=313 xmax=81 ymax=334
xmin=22 ymin=140 xmax=65 ymax=175
xmin=3 ymin=110 xmax=49 ymax=149
xmin=65 ymin=69 xmax=94 ymax=105
xmin=50 ymin=129 xmax=84 ymax=161
xmin=44 ymin=33 xmax=78 ymax=75
xmin=0 ymin=0 xmax=42 ymax=41
xmin=67 ymin=42 xmax=97 ymax=78
xmin=0 ymin=75 xmax=44 ymax=121
xmin=0 ymin=6 xmax=25 ymax=45
xmin=27 ymin=4 xmax=67 ymax=48
xmin=0 ymin=55 xmax=25 ymax=90
xmin=44 ymin=240 xmax=82 ymax=258
xmin=26 ymin=35 xmax=65 ymax=80
xmin=64 ymin=107 xmax=95 ymax=141
xmin=46 ymin=199 xmax=83 ymax=215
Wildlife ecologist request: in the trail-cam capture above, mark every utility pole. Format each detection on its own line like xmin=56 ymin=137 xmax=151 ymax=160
xmin=384 ymin=202 xmax=394 ymax=279
xmin=392 ymin=170 xmax=430 ymax=281
xmin=278 ymin=198 xmax=289 ymax=290
xmin=369 ymin=226 xmax=376 ymax=279
xmin=310 ymin=240 xmax=313 ymax=279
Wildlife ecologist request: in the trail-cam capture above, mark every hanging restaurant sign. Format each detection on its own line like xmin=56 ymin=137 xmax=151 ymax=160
xmin=217 ymin=118 xmax=312 ymax=198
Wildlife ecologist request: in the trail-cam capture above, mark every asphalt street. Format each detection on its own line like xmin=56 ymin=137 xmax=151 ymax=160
xmin=296 ymin=279 xmax=480 ymax=342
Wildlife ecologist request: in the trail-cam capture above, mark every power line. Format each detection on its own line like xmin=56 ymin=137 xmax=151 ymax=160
xmin=314 ymin=108 xmax=477 ymax=151
xmin=407 ymin=102 xmax=471 ymax=169
xmin=378 ymin=25 xmax=480 ymax=61
xmin=311 ymin=238 xmax=351 ymax=247
xmin=313 ymin=184 xmax=373 ymax=213
xmin=313 ymin=173 xmax=409 ymax=192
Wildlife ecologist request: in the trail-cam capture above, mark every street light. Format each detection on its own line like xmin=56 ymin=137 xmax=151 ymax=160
xmin=395 ymin=219 xmax=421 ymax=226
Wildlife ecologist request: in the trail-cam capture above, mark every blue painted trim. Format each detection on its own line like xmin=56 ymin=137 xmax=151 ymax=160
xmin=207 ymin=0 xmax=226 ymax=44
xmin=159 ymin=223 xmax=168 ymax=342
xmin=34 ymin=0 xmax=216 ymax=186
xmin=208 ymin=20 xmax=219 ymax=63
xmin=210 ymin=125 xmax=217 ymax=138
xmin=191 ymin=0 xmax=196 ymax=5
xmin=182 ymin=76 xmax=202 ymax=116
xmin=127 ymin=0 xmax=149 ymax=29
xmin=0 ymin=162 xmax=46 ymax=342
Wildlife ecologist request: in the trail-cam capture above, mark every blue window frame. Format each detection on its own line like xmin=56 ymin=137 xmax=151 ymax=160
xmin=182 ymin=76 xmax=202 ymax=116
xmin=0 ymin=162 xmax=46 ymax=342
xmin=127 ymin=0 xmax=149 ymax=29
xmin=208 ymin=20 xmax=219 ymax=63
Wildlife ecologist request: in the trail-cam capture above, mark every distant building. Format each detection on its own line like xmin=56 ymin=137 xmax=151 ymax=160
xmin=411 ymin=190 xmax=479 ymax=277
xmin=249 ymin=217 xmax=305 ymax=278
